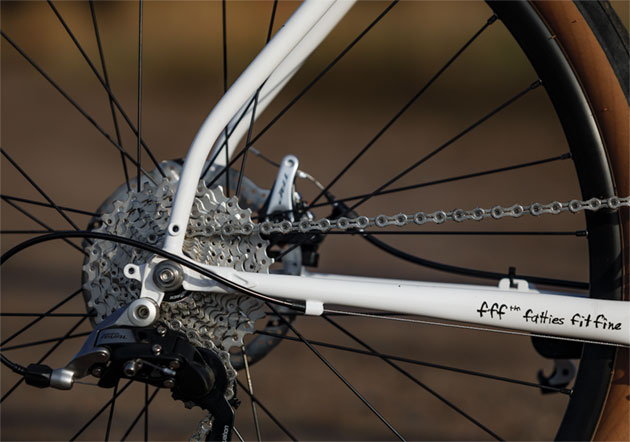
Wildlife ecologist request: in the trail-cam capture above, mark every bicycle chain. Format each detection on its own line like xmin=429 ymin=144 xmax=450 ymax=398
xmin=208 ymin=195 xmax=630 ymax=236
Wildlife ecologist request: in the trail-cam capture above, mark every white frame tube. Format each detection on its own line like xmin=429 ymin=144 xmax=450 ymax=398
xmin=187 ymin=266 xmax=630 ymax=346
xmin=165 ymin=0 xmax=352 ymax=254
xmin=157 ymin=0 xmax=629 ymax=347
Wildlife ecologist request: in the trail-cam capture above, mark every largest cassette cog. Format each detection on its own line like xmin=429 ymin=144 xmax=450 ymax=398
xmin=82 ymin=161 xmax=272 ymax=400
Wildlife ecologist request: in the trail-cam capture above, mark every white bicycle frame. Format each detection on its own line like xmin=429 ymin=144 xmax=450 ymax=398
xmin=147 ymin=0 xmax=629 ymax=346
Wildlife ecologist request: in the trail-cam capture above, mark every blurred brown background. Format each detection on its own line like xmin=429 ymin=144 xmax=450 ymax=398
xmin=2 ymin=1 xmax=628 ymax=441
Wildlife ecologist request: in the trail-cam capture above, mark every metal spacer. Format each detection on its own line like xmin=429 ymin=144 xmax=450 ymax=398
xmin=152 ymin=260 xmax=184 ymax=292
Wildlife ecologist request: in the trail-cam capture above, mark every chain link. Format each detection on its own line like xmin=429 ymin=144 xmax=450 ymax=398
xmin=213 ymin=195 xmax=629 ymax=236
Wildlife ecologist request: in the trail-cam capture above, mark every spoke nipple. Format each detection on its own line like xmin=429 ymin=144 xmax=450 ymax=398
xmin=487 ymin=14 xmax=498 ymax=24
xmin=530 ymin=79 xmax=543 ymax=89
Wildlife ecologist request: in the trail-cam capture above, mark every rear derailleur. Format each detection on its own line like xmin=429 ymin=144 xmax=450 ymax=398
xmin=23 ymin=307 xmax=236 ymax=442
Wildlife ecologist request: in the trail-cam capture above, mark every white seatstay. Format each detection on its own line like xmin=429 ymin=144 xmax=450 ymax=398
xmin=165 ymin=0 xmax=355 ymax=254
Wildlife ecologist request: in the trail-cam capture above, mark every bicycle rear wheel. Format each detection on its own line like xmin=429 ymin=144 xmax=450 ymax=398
xmin=0 ymin=1 xmax=628 ymax=440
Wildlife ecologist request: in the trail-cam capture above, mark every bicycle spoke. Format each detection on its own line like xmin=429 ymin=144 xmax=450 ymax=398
xmin=263 ymin=186 xmax=588 ymax=290
xmin=0 ymin=288 xmax=83 ymax=347
xmin=233 ymin=426 xmax=246 ymax=442
xmin=1 ymin=312 xmax=94 ymax=317
xmin=120 ymin=386 xmax=159 ymax=442
xmin=254 ymin=330 xmax=570 ymax=394
xmin=241 ymin=346 xmax=262 ymax=441
xmin=1 ymin=148 xmax=81 ymax=231
xmin=1 ymin=331 xmax=92 ymax=352
xmin=323 ymin=308 xmax=620 ymax=347
xmin=201 ymin=94 xmax=259 ymax=180
xmin=105 ymin=381 xmax=119 ymax=442
xmin=322 ymin=230 xmax=586 ymax=236
xmin=144 ymin=383 xmax=149 ymax=441
xmin=306 ymin=153 xmax=572 ymax=210
xmin=1 ymin=194 xmax=99 ymax=217
xmin=235 ymin=379 xmax=298 ymax=442
xmin=1 ymin=197 xmax=86 ymax=256
xmin=345 ymin=80 xmax=542 ymax=214
xmin=322 ymin=316 xmax=504 ymax=441
xmin=2 ymin=230 xmax=51 ymax=234
xmin=89 ymin=0 xmax=130 ymax=189
xmin=363 ymin=233 xmax=588 ymax=289
xmin=235 ymin=0 xmax=278 ymax=199
xmin=206 ymin=0 xmax=400 ymax=189
xmin=235 ymin=93 xmax=259 ymax=199
xmin=1 ymin=316 xmax=88 ymax=403
xmin=137 ymin=0 xmax=144 ymax=192
xmin=308 ymin=13 xmax=498 ymax=209
xmin=70 ymin=379 xmax=133 ymax=441
xmin=0 ymin=32 xmax=157 ymax=184
xmin=266 ymin=303 xmax=405 ymax=441
xmin=222 ymin=0 xmax=230 ymax=195
xmin=1 ymin=230 xmax=58 ymax=234
xmin=46 ymin=0 xmax=165 ymax=178
xmin=250 ymin=1 xmax=400 ymax=147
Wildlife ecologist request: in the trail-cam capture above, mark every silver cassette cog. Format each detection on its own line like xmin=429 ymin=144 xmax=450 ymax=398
xmin=82 ymin=161 xmax=271 ymax=400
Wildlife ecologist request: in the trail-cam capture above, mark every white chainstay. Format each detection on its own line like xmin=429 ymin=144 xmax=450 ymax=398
xmin=150 ymin=0 xmax=629 ymax=353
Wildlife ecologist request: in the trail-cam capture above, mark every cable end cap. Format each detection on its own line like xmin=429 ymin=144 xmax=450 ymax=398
xmin=24 ymin=363 xmax=52 ymax=388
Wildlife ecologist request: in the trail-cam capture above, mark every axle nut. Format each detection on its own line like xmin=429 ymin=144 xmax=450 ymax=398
xmin=153 ymin=261 xmax=184 ymax=291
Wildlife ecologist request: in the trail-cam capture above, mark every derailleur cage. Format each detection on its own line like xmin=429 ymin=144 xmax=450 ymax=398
xmin=94 ymin=324 xmax=235 ymax=441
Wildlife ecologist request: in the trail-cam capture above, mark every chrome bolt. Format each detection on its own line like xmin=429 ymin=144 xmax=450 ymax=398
xmin=152 ymin=344 xmax=162 ymax=356
xmin=158 ymin=268 xmax=175 ymax=284
xmin=152 ymin=261 xmax=184 ymax=291
xmin=156 ymin=325 xmax=167 ymax=336
xmin=168 ymin=360 xmax=181 ymax=370
xmin=91 ymin=366 xmax=103 ymax=378
xmin=163 ymin=378 xmax=175 ymax=389
xmin=136 ymin=305 xmax=150 ymax=320
xmin=124 ymin=360 xmax=141 ymax=377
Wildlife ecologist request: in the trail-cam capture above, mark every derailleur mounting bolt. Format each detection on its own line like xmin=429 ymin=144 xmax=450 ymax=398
xmin=91 ymin=366 xmax=103 ymax=378
xmin=168 ymin=360 xmax=181 ymax=370
xmin=163 ymin=378 xmax=175 ymax=389
xmin=152 ymin=344 xmax=162 ymax=356
xmin=124 ymin=359 xmax=142 ymax=377
xmin=156 ymin=325 xmax=167 ymax=336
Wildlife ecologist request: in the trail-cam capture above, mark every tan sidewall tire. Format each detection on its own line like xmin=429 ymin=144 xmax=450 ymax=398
xmin=533 ymin=1 xmax=629 ymax=440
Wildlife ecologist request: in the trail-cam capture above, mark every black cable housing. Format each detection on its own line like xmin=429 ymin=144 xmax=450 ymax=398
xmin=0 ymin=230 xmax=306 ymax=313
